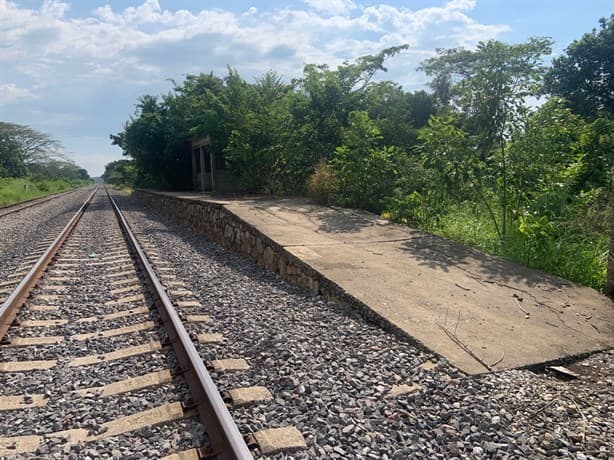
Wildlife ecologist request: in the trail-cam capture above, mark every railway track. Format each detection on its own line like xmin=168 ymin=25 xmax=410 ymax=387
xmin=4 ymin=186 xmax=609 ymax=458
xmin=0 ymin=187 xmax=253 ymax=459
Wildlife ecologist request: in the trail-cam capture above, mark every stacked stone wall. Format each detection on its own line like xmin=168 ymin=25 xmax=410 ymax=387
xmin=133 ymin=190 xmax=425 ymax=351
xmin=608 ymin=178 xmax=614 ymax=297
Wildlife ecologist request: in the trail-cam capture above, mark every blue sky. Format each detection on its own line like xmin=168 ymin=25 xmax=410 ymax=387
xmin=1 ymin=1 xmax=611 ymax=176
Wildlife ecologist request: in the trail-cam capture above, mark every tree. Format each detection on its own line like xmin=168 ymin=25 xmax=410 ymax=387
xmin=576 ymin=116 xmax=614 ymax=191
xmin=0 ymin=121 xmax=88 ymax=183
xmin=418 ymin=115 xmax=501 ymax=232
xmin=420 ymin=37 xmax=553 ymax=237
xmin=278 ymin=45 xmax=409 ymax=193
xmin=28 ymin=159 xmax=90 ymax=182
xmin=0 ymin=122 xmax=64 ymax=165
xmin=508 ymin=98 xmax=586 ymax=217
xmin=112 ymin=47 xmax=411 ymax=193
xmin=102 ymin=159 xmax=136 ymax=187
xmin=544 ymin=15 xmax=614 ymax=119
xmin=0 ymin=131 xmax=27 ymax=177
xmin=113 ymin=72 xmax=236 ymax=189
xmin=111 ymin=95 xmax=173 ymax=187
xmin=224 ymin=70 xmax=291 ymax=192
xmin=331 ymin=111 xmax=399 ymax=212
xmin=0 ymin=122 xmax=70 ymax=178
xmin=291 ymin=45 xmax=409 ymax=154
xmin=365 ymin=83 xmax=435 ymax=151
xmin=166 ymin=72 xmax=228 ymax=152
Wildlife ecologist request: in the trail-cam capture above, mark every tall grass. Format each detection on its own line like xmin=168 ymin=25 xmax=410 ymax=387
xmin=0 ymin=178 xmax=88 ymax=206
xmin=432 ymin=204 xmax=607 ymax=291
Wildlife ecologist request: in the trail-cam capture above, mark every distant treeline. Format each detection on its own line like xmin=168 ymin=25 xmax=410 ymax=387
xmin=0 ymin=122 xmax=90 ymax=183
xmin=110 ymin=15 xmax=613 ymax=290
xmin=0 ymin=122 xmax=91 ymax=205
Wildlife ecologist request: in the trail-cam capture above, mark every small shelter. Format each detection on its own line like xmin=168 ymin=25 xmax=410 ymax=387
xmin=190 ymin=136 xmax=240 ymax=193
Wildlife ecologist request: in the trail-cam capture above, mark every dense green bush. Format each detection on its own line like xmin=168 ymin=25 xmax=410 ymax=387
xmin=102 ymin=159 xmax=137 ymax=189
xmin=330 ymin=111 xmax=400 ymax=212
xmin=430 ymin=202 xmax=608 ymax=291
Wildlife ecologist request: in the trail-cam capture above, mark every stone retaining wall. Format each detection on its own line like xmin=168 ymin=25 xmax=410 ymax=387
xmin=608 ymin=177 xmax=614 ymax=297
xmin=134 ymin=190 xmax=429 ymax=354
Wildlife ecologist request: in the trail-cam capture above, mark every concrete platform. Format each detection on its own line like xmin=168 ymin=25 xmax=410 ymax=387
xmin=147 ymin=192 xmax=614 ymax=375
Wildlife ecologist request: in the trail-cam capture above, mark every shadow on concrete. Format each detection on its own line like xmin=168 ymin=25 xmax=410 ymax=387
xmin=312 ymin=207 xmax=378 ymax=235
xmin=399 ymin=231 xmax=570 ymax=289
xmin=239 ymin=197 xmax=377 ymax=235
xmin=132 ymin=191 xmax=572 ymax=290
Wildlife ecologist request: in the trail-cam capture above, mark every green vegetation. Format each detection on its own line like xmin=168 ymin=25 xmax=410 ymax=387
xmin=0 ymin=177 xmax=90 ymax=207
xmin=110 ymin=15 xmax=613 ymax=291
xmin=545 ymin=16 xmax=614 ymax=119
xmin=0 ymin=122 xmax=91 ymax=205
xmin=101 ymin=159 xmax=136 ymax=191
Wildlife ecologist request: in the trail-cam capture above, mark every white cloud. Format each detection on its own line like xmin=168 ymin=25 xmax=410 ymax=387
xmin=40 ymin=0 xmax=70 ymax=18
xmin=0 ymin=0 xmax=509 ymax=87
xmin=447 ymin=0 xmax=477 ymax=11
xmin=0 ymin=83 xmax=36 ymax=104
xmin=62 ymin=135 xmax=123 ymax=177
xmin=0 ymin=0 xmax=510 ymax=174
xmin=304 ymin=0 xmax=357 ymax=16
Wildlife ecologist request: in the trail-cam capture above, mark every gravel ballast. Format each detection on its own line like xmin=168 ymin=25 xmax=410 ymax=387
xmin=0 ymin=191 xmax=208 ymax=459
xmin=117 ymin=192 xmax=613 ymax=460
xmin=0 ymin=188 xmax=93 ymax=286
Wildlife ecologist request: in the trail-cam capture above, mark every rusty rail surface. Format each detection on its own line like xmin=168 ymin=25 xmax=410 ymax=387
xmin=0 ymin=187 xmax=98 ymax=340
xmin=106 ymin=187 xmax=253 ymax=460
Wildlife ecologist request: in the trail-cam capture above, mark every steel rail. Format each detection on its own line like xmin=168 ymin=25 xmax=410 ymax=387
xmin=0 ymin=187 xmax=85 ymax=218
xmin=105 ymin=187 xmax=253 ymax=460
xmin=0 ymin=186 xmax=98 ymax=340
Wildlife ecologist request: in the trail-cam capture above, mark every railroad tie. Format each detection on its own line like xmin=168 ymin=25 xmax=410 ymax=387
xmin=211 ymin=358 xmax=250 ymax=372
xmin=0 ymin=402 xmax=185 ymax=456
xmin=253 ymin=427 xmax=307 ymax=455
xmin=69 ymin=341 xmax=162 ymax=367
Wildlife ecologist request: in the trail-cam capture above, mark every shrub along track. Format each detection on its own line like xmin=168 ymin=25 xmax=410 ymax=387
xmin=0 ymin=187 xmax=292 ymax=459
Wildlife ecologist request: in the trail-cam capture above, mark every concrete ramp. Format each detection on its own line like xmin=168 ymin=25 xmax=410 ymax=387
xmin=149 ymin=192 xmax=614 ymax=374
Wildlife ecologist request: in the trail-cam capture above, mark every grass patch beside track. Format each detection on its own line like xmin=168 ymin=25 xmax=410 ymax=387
xmin=432 ymin=204 xmax=608 ymax=292
xmin=0 ymin=177 xmax=91 ymax=207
